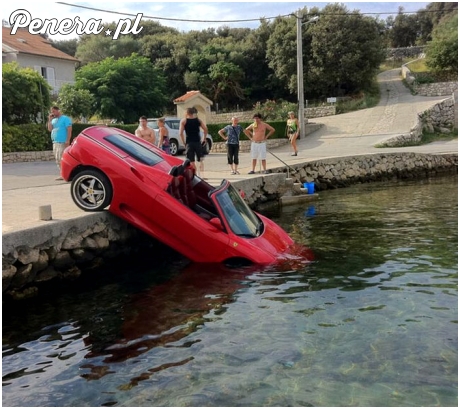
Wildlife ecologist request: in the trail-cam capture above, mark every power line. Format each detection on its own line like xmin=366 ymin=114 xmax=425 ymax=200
xmin=56 ymin=2 xmax=292 ymax=23
xmin=57 ymin=2 xmax=457 ymax=25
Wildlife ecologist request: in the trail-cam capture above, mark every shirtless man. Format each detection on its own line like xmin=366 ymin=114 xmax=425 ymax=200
xmin=244 ymin=113 xmax=275 ymax=174
xmin=135 ymin=116 xmax=156 ymax=144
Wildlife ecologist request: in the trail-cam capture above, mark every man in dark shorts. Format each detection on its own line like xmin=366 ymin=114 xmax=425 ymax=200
xmin=179 ymin=107 xmax=208 ymax=173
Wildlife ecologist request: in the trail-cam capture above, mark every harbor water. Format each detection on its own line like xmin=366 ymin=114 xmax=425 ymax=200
xmin=2 ymin=176 xmax=457 ymax=406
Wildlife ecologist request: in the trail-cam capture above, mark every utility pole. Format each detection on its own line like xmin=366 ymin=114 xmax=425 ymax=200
xmin=296 ymin=10 xmax=305 ymax=139
xmin=296 ymin=13 xmax=319 ymax=139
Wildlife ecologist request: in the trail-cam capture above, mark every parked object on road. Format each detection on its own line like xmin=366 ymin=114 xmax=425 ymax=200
xmin=147 ymin=117 xmax=213 ymax=156
xmin=60 ymin=126 xmax=311 ymax=265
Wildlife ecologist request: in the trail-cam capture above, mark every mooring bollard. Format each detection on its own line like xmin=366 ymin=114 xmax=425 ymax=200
xmin=38 ymin=205 xmax=52 ymax=221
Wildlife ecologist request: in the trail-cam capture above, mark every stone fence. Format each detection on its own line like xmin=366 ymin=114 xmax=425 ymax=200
xmin=386 ymin=46 xmax=426 ymax=60
xmin=413 ymin=82 xmax=458 ymax=97
xmin=211 ymin=124 xmax=323 ymax=153
xmin=3 ymin=151 xmax=54 ymax=163
xmin=402 ymin=62 xmax=458 ymax=97
xmin=3 ymin=152 xmax=457 ymax=299
xmin=208 ymin=106 xmax=335 ymax=124
xmin=379 ymin=96 xmax=456 ymax=147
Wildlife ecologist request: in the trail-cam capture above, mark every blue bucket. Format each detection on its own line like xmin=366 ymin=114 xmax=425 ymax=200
xmin=306 ymin=182 xmax=315 ymax=194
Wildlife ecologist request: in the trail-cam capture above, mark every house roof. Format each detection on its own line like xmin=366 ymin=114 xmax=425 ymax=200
xmin=2 ymin=27 xmax=79 ymax=62
xmin=174 ymin=91 xmax=212 ymax=105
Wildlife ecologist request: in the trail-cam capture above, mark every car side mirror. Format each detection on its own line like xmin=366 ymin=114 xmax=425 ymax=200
xmin=210 ymin=217 xmax=224 ymax=231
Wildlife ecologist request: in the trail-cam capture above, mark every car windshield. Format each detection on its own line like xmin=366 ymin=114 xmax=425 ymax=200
xmin=214 ymin=184 xmax=262 ymax=237
xmin=105 ymin=134 xmax=163 ymax=166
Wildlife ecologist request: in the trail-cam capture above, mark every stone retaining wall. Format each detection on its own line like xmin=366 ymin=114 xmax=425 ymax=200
xmin=270 ymin=152 xmax=457 ymax=191
xmin=379 ymin=96 xmax=456 ymax=147
xmin=414 ymin=82 xmax=458 ymax=97
xmin=3 ymin=151 xmax=54 ymax=163
xmin=386 ymin=46 xmax=426 ymax=59
xmin=211 ymin=124 xmax=323 ymax=153
xmin=402 ymin=61 xmax=457 ymax=97
xmin=3 ymin=152 xmax=457 ymax=299
xmin=208 ymin=107 xmax=335 ymax=124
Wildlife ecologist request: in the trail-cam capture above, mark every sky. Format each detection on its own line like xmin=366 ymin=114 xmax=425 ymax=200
xmin=3 ymin=1 xmax=434 ymax=40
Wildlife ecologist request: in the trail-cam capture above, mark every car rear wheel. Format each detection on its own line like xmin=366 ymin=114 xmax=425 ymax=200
xmin=169 ymin=139 xmax=179 ymax=156
xmin=204 ymin=139 xmax=212 ymax=154
xmin=71 ymin=169 xmax=113 ymax=211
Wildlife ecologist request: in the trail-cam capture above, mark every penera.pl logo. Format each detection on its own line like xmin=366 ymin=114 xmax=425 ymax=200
xmin=9 ymin=9 xmax=144 ymax=40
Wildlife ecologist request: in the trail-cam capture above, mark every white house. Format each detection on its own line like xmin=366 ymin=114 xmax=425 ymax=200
xmin=2 ymin=26 xmax=79 ymax=94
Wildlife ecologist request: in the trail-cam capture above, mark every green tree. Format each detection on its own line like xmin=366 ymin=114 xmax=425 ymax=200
xmin=208 ymin=61 xmax=245 ymax=103
xmin=76 ymin=35 xmax=141 ymax=65
xmin=240 ymin=19 xmax=280 ymax=103
xmin=387 ymin=7 xmax=419 ymax=47
xmin=142 ymin=32 xmax=195 ymax=106
xmin=2 ymin=62 xmax=51 ymax=125
xmin=308 ymin=4 xmax=385 ymax=97
xmin=57 ymin=84 xmax=95 ymax=121
xmin=51 ymin=38 xmax=78 ymax=57
xmin=425 ymin=13 xmax=458 ymax=73
xmin=75 ymin=54 xmax=167 ymax=123
xmin=266 ymin=15 xmax=298 ymax=94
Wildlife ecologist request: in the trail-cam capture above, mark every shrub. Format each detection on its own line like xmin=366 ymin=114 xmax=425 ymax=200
xmin=252 ymin=100 xmax=298 ymax=121
xmin=2 ymin=121 xmax=286 ymax=153
xmin=2 ymin=123 xmax=51 ymax=152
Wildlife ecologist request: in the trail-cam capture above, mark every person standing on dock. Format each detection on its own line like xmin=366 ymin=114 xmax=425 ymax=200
xmin=218 ymin=116 xmax=243 ymax=175
xmin=244 ymin=113 xmax=275 ymax=174
xmin=286 ymin=111 xmax=300 ymax=156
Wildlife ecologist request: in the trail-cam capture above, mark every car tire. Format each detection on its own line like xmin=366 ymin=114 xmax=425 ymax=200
xmin=205 ymin=139 xmax=212 ymax=154
xmin=169 ymin=139 xmax=179 ymax=156
xmin=71 ymin=169 xmax=113 ymax=212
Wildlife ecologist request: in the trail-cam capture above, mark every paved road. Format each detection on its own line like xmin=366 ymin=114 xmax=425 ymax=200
xmin=2 ymin=69 xmax=457 ymax=234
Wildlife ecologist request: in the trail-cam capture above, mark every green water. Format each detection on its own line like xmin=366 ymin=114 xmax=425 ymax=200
xmin=2 ymin=176 xmax=457 ymax=406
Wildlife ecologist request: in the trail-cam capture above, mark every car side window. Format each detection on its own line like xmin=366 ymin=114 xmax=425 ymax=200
xmin=105 ymin=134 xmax=163 ymax=166
xmin=167 ymin=120 xmax=180 ymax=130
xmin=147 ymin=120 xmax=158 ymax=130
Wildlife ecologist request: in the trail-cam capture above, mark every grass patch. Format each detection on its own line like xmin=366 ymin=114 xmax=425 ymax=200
xmin=376 ymin=128 xmax=458 ymax=148
xmin=406 ymin=59 xmax=427 ymax=72
xmin=379 ymin=57 xmax=414 ymax=72
xmin=420 ymin=128 xmax=458 ymax=144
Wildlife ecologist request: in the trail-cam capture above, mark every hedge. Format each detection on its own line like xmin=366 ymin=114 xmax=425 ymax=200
xmin=2 ymin=121 xmax=288 ymax=153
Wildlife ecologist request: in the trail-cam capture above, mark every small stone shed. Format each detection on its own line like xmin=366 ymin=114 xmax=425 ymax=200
xmin=174 ymin=91 xmax=213 ymax=124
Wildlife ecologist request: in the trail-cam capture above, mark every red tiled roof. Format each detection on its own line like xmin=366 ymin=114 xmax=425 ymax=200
xmin=173 ymin=91 xmax=201 ymax=103
xmin=2 ymin=27 xmax=79 ymax=62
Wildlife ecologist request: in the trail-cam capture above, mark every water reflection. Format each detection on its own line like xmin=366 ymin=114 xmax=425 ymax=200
xmin=91 ymin=264 xmax=252 ymax=364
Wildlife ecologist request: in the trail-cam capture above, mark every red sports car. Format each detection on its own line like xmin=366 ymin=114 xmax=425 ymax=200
xmin=61 ymin=126 xmax=312 ymax=265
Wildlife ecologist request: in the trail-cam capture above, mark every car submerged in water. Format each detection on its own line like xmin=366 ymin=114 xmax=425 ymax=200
xmin=61 ymin=126 xmax=312 ymax=265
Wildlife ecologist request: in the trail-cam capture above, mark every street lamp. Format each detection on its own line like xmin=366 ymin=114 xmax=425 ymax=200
xmin=296 ymin=14 xmax=319 ymax=139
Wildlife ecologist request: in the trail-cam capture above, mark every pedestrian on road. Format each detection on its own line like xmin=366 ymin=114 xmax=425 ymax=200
xmin=218 ymin=116 xmax=243 ymax=175
xmin=157 ymin=117 xmax=171 ymax=154
xmin=179 ymin=107 xmax=208 ymax=175
xmin=287 ymin=111 xmax=300 ymax=156
xmin=244 ymin=113 xmax=275 ymax=174
xmin=47 ymin=106 xmax=72 ymax=180
xmin=135 ymin=116 xmax=156 ymax=144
